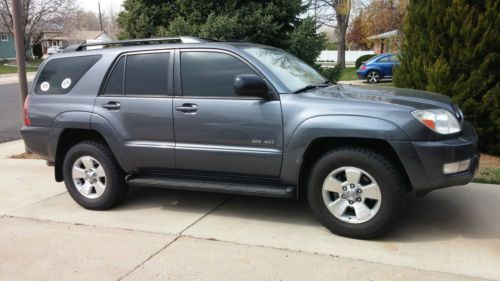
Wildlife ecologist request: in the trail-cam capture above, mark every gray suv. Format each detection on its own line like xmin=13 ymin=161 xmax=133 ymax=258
xmin=21 ymin=36 xmax=479 ymax=239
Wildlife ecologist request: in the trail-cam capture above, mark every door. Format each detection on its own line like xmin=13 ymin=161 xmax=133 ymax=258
xmin=93 ymin=51 xmax=175 ymax=169
xmin=173 ymin=50 xmax=283 ymax=177
xmin=377 ymin=55 xmax=395 ymax=77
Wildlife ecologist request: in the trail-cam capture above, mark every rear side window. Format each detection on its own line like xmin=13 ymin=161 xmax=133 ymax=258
xmin=103 ymin=52 xmax=170 ymax=96
xmin=103 ymin=57 xmax=125 ymax=95
xmin=35 ymin=55 xmax=101 ymax=94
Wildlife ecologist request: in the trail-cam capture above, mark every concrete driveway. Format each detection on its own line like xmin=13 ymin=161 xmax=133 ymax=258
xmin=0 ymin=140 xmax=498 ymax=281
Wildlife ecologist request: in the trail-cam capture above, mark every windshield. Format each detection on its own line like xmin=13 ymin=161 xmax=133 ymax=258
xmin=242 ymin=46 xmax=326 ymax=93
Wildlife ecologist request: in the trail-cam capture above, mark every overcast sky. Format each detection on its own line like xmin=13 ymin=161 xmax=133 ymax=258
xmin=77 ymin=0 xmax=124 ymax=14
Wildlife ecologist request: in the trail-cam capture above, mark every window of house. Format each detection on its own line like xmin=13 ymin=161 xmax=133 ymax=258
xmin=35 ymin=55 xmax=102 ymax=94
xmin=103 ymin=52 xmax=170 ymax=96
xmin=0 ymin=34 xmax=8 ymax=41
xmin=180 ymin=51 xmax=257 ymax=97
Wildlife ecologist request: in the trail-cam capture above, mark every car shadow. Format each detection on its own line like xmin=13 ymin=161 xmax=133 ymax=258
xmin=123 ymin=184 xmax=500 ymax=242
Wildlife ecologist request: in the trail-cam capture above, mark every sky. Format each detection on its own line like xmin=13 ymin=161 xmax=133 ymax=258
xmin=77 ymin=0 xmax=124 ymax=15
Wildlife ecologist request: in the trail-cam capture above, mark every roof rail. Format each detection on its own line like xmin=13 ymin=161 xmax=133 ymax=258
xmin=62 ymin=36 xmax=206 ymax=53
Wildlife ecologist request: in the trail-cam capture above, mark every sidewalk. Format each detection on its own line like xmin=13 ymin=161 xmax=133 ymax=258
xmin=1 ymin=140 xmax=499 ymax=281
xmin=0 ymin=72 xmax=36 ymax=85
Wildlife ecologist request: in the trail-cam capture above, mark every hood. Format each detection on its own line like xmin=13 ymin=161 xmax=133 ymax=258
xmin=304 ymin=84 xmax=458 ymax=113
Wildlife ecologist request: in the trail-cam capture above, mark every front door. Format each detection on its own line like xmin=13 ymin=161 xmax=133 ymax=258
xmin=93 ymin=51 xmax=175 ymax=169
xmin=173 ymin=50 xmax=283 ymax=177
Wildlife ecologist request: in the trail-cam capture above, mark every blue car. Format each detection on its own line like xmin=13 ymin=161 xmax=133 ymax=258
xmin=357 ymin=53 xmax=399 ymax=83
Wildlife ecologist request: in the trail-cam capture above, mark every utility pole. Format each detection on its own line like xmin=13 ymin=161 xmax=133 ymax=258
xmin=12 ymin=1 xmax=28 ymax=116
xmin=98 ymin=1 xmax=103 ymax=31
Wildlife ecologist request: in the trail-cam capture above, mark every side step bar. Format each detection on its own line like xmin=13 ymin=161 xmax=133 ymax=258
xmin=126 ymin=175 xmax=296 ymax=198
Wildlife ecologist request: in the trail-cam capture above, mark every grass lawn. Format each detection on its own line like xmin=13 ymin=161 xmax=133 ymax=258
xmin=0 ymin=58 xmax=42 ymax=74
xmin=474 ymin=154 xmax=500 ymax=184
xmin=340 ymin=67 xmax=359 ymax=81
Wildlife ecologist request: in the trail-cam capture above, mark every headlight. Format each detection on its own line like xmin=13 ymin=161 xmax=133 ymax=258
xmin=412 ymin=109 xmax=461 ymax=134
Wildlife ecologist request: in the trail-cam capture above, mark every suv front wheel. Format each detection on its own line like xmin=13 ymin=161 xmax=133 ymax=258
xmin=63 ymin=140 xmax=128 ymax=210
xmin=307 ymin=147 xmax=406 ymax=239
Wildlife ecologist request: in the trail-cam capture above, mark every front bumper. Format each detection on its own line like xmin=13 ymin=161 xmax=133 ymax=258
xmin=390 ymin=121 xmax=479 ymax=193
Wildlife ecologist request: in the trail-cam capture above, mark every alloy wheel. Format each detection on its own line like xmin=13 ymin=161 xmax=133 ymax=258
xmin=72 ymin=156 xmax=107 ymax=199
xmin=322 ymin=166 xmax=382 ymax=224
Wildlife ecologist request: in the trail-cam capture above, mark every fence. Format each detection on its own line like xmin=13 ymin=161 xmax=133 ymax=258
xmin=317 ymin=50 xmax=374 ymax=67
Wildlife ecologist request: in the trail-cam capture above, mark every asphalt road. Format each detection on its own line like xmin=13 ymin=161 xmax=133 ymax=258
xmin=0 ymin=82 xmax=32 ymax=143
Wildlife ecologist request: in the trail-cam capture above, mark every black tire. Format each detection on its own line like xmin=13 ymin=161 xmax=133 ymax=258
xmin=63 ymin=140 xmax=128 ymax=210
xmin=366 ymin=70 xmax=381 ymax=83
xmin=307 ymin=147 xmax=406 ymax=239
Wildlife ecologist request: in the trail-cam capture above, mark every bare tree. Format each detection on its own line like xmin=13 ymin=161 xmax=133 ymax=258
xmin=308 ymin=0 xmax=355 ymax=68
xmin=0 ymin=0 xmax=75 ymax=51
xmin=72 ymin=9 xmax=101 ymax=31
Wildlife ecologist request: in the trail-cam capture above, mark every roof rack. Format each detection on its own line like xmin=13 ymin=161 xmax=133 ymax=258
xmin=63 ymin=36 xmax=206 ymax=53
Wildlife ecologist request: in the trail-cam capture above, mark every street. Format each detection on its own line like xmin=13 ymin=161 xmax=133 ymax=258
xmin=0 ymin=81 xmax=32 ymax=143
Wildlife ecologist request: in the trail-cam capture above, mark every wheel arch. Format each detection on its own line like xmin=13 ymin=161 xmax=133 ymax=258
xmin=280 ymin=115 xmax=412 ymax=195
xmin=54 ymin=128 xmax=132 ymax=182
xmin=296 ymin=138 xmax=413 ymax=198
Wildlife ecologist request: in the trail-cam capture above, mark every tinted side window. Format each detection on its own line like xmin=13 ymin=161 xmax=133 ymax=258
xmin=103 ymin=56 xmax=125 ymax=95
xmin=125 ymin=53 xmax=169 ymax=96
xmin=378 ymin=56 xmax=390 ymax=62
xmin=181 ymin=52 xmax=256 ymax=97
xmin=35 ymin=55 xmax=101 ymax=94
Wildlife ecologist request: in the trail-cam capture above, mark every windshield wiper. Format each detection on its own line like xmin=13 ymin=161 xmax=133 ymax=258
xmin=293 ymin=81 xmax=332 ymax=94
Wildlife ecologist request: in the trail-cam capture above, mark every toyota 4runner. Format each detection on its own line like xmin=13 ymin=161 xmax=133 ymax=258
xmin=21 ymin=36 xmax=479 ymax=239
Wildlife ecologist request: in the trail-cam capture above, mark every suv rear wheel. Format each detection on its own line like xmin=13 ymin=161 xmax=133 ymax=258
xmin=307 ymin=147 xmax=406 ymax=239
xmin=63 ymin=140 xmax=128 ymax=210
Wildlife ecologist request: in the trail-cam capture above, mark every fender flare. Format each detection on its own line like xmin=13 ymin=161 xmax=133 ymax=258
xmin=280 ymin=115 xmax=410 ymax=186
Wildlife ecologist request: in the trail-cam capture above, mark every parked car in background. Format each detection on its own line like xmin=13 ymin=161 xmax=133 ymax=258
xmin=47 ymin=46 xmax=65 ymax=55
xmin=357 ymin=53 xmax=399 ymax=83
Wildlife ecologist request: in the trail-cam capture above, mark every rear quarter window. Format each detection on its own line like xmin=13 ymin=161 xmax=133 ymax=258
xmin=35 ymin=55 xmax=102 ymax=94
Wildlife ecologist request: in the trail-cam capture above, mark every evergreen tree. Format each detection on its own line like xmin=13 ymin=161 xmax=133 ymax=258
xmin=117 ymin=0 xmax=326 ymax=67
xmin=394 ymin=0 xmax=500 ymax=155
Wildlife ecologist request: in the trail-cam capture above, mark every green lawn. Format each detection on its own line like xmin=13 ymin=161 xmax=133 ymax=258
xmin=0 ymin=59 xmax=42 ymax=74
xmin=474 ymin=168 xmax=500 ymax=184
xmin=340 ymin=67 xmax=359 ymax=81
xmin=0 ymin=65 xmax=38 ymax=74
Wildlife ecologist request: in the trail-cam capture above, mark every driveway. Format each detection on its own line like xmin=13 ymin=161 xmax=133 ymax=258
xmin=0 ymin=140 xmax=498 ymax=281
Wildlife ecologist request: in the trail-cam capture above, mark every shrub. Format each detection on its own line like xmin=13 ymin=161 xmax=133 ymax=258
xmin=355 ymin=54 xmax=376 ymax=69
xmin=394 ymin=0 xmax=500 ymax=155
xmin=321 ymin=66 xmax=343 ymax=83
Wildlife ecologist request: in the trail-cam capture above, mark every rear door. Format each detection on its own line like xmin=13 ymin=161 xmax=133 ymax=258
xmin=93 ymin=51 xmax=175 ymax=169
xmin=172 ymin=49 xmax=283 ymax=177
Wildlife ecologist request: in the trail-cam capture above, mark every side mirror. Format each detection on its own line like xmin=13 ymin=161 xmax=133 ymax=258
xmin=234 ymin=74 xmax=269 ymax=99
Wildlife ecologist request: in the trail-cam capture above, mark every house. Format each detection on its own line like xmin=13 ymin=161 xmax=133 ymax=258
xmin=41 ymin=30 xmax=112 ymax=54
xmin=0 ymin=27 xmax=15 ymax=59
xmin=367 ymin=29 xmax=401 ymax=54
xmin=0 ymin=26 xmax=33 ymax=60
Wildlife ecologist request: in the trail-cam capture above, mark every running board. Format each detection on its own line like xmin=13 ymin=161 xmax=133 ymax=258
xmin=126 ymin=175 xmax=295 ymax=198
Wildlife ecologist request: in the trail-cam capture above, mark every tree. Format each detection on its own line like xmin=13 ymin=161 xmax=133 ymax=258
xmin=117 ymin=0 xmax=326 ymax=66
xmin=313 ymin=0 xmax=351 ymax=67
xmin=362 ymin=0 xmax=405 ymax=38
xmin=347 ymin=12 xmax=366 ymax=49
xmin=0 ymin=0 xmax=75 ymax=51
xmin=394 ymin=0 xmax=500 ymax=155
xmin=72 ymin=9 xmax=101 ymax=31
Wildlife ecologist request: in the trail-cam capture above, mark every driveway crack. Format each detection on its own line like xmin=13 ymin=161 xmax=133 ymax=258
xmin=116 ymin=195 xmax=234 ymax=281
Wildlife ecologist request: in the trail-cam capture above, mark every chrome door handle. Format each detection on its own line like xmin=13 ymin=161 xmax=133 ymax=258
xmin=175 ymin=104 xmax=198 ymax=113
xmin=102 ymin=102 xmax=121 ymax=110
